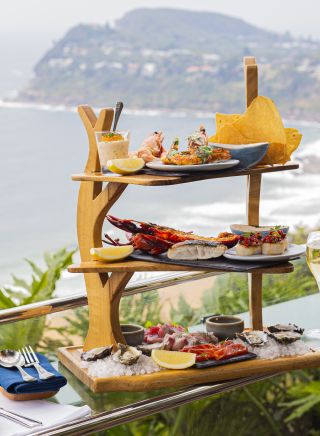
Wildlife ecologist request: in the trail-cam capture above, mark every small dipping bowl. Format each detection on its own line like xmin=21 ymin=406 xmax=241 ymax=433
xmin=206 ymin=315 xmax=244 ymax=340
xmin=121 ymin=324 xmax=144 ymax=346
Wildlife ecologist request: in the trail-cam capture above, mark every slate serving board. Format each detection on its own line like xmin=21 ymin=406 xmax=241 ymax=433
xmin=130 ymin=251 xmax=285 ymax=272
xmin=195 ymin=352 xmax=257 ymax=369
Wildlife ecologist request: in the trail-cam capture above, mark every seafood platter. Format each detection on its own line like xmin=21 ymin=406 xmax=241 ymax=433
xmin=58 ymin=321 xmax=320 ymax=392
xmin=99 ymin=218 xmax=305 ymax=268
xmin=59 ymin=58 xmax=320 ymax=393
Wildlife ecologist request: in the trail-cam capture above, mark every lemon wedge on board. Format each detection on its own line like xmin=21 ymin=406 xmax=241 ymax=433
xmin=90 ymin=246 xmax=133 ymax=262
xmin=151 ymin=349 xmax=196 ymax=369
xmin=107 ymin=157 xmax=145 ymax=175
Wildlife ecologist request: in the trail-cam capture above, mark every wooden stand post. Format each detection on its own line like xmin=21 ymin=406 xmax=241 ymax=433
xmin=77 ymin=105 xmax=132 ymax=350
xmin=244 ymin=57 xmax=263 ymax=330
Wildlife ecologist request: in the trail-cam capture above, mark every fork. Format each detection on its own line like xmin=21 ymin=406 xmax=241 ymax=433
xmin=20 ymin=346 xmax=55 ymax=380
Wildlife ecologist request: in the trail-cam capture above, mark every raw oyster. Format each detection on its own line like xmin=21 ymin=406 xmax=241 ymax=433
xmin=268 ymin=324 xmax=304 ymax=335
xmin=116 ymin=343 xmax=141 ymax=365
xmin=268 ymin=331 xmax=302 ymax=344
xmin=236 ymin=330 xmax=268 ymax=347
xmin=81 ymin=346 xmax=113 ymax=362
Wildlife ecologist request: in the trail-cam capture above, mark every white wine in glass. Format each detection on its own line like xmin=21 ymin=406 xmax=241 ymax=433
xmin=305 ymin=231 xmax=320 ymax=338
xmin=306 ymin=232 xmax=320 ymax=288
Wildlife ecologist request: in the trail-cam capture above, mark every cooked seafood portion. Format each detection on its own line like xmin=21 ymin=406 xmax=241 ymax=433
xmin=81 ymin=346 xmax=113 ymax=362
xmin=167 ymin=240 xmax=227 ymax=260
xmin=133 ymin=131 xmax=166 ymax=163
xmin=268 ymin=323 xmax=304 ymax=335
xmin=162 ymin=140 xmax=231 ymax=166
xmin=105 ymin=215 xmax=239 ymax=255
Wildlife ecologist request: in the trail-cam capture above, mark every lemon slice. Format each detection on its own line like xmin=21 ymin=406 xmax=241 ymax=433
xmin=90 ymin=246 xmax=133 ymax=262
xmin=107 ymin=158 xmax=145 ymax=175
xmin=151 ymin=349 xmax=196 ymax=370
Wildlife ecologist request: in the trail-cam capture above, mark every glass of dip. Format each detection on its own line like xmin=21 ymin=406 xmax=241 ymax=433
xmin=95 ymin=131 xmax=130 ymax=172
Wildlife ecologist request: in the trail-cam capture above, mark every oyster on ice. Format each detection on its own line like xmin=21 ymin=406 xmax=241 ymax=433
xmin=268 ymin=331 xmax=302 ymax=344
xmin=268 ymin=324 xmax=304 ymax=335
xmin=116 ymin=343 xmax=141 ymax=365
xmin=236 ymin=330 xmax=268 ymax=347
xmin=81 ymin=346 xmax=113 ymax=362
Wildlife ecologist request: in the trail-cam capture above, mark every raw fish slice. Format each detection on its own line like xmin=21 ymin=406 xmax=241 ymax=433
xmin=167 ymin=240 xmax=227 ymax=260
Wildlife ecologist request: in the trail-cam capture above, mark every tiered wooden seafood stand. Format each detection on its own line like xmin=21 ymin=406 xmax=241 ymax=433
xmin=58 ymin=57 xmax=320 ymax=392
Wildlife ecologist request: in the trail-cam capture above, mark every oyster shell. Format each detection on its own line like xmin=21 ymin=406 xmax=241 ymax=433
xmin=236 ymin=330 xmax=268 ymax=347
xmin=268 ymin=331 xmax=302 ymax=344
xmin=116 ymin=343 xmax=141 ymax=365
xmin=268 ymin=323 xmax=304 ymax=335
xmin=81 ymin=346 xmax=113 ymax=362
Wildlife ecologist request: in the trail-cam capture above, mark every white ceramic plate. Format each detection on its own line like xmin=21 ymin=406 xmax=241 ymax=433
xmin=223 ymin=243 xmax=305 ymax=262
xmin=146 ymin=159 xmax=240 ymax=172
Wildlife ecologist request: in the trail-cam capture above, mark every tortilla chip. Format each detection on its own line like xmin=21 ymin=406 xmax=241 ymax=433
xmin=233 ymin=96 xmax=286 ymax=144
xmin=216 ymin=113 xmax=241 ymax=134
xmin=260 ymin=143 xmax=288 ymax=165
xmin=217 ymin=124 xmax=250 ymax=144
xmin=212 ymin=96 xmax=302 ymax=165
xmin=285 ymin=127 xmax=302 ymax=154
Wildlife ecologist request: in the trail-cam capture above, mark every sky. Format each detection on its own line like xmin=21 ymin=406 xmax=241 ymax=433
xmin=1 ymin=0 xmax=319 ymax=40
xmin=0 ymin=0 xmax=319 ymax=98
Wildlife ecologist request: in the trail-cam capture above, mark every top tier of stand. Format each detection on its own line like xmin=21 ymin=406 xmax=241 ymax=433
xmin=72 ymin=162 xmax=299 ymax=186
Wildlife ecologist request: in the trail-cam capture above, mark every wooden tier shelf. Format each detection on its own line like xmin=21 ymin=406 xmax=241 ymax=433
xmin=58 ymin=346 xmax=320 ymax=393
xmin=68 ymin=260 xmax=294 ymax=275
xmin=72 ymin=162 xmax=299 ymax=186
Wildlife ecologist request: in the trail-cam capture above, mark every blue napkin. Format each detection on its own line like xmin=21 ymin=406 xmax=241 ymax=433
xmin=0 ymin=353 xmax=67 ymax=394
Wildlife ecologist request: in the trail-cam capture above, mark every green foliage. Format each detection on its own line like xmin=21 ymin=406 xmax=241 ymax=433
xmin=169 ymin=258 xmax=317 ymax=326
xmin=0 ymin=248 xmax=75 ymax=350
xmin=64 ymin=291 xmax=162 ymax=341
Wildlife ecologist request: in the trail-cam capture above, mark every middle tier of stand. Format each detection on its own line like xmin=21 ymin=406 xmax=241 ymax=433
xmin=68 ymin=259 xmax=294 ymax=274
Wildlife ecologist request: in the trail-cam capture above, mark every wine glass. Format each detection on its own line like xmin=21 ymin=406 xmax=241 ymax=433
xmin=305 ymin=231 xmax=320 ymax=339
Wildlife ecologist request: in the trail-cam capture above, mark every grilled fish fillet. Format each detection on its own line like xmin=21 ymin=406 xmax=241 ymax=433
xmin=167 ymin=240 xmax=227 ymax=260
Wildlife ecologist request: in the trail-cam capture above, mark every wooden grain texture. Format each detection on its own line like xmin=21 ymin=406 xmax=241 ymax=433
xmin=77 ymin=106 xmax=133 ymax=351
xmin=72 ymin=163 xmax=299 ymax=186
xmin=244 ymin=56 xmax=258 ymax=107
xmin=0 ymin=388 xmax=58 ymax=401
xmin=78 ymin=105 xmax=114 ymax=173
xmin=244 ymin=57 xmax=264 ymax=331
xmin=248 ymin=273 xmax=263 ymax=330
xmin=68 ymin=260 xmax=294 ymax=275
xmin=246 ymin=174 xmax=261 ymax=227
xmin=58 ymin=346 xmax=320 ymax=393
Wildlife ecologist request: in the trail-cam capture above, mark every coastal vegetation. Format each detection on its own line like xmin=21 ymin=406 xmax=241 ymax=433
xmin=17 ymin=8 xmax=320 ymax=121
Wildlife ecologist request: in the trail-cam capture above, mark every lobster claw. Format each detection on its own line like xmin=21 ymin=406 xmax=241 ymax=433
xmin=106 ymin=215 xmax=143 ymax=234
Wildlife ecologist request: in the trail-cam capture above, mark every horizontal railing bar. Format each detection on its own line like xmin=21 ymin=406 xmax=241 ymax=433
xmin=0 ymin=271 xmax=220 ymax=325
xmin=35 ymin=374 xmax=275 ymax=435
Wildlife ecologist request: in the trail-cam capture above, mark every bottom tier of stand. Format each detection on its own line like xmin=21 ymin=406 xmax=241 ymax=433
xmin=58 ymin=346 xmax=320 ymax=393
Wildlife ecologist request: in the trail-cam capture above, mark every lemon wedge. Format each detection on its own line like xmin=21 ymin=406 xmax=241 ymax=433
xmin=90 ymin=246 xmax=133 ymax=262
xmin=151 ymin=349 xmax=196 ymax=370
xmin=107 ymin=157 xmax=145 ymax=175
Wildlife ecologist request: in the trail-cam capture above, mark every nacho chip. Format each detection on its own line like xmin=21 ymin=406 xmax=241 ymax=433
xmin=217 ymin=124 xmax=250 ymax=144
xmin=211 ymin=96 xmax=302 ymax=165
xmin=233 ymin=96 xmax=286 ymax=144
xmin=260 ymin=143 xmax=288 ymax=165
xmin=285 ymin=127 xmax=302 ymax=153
xmin=216 ymin=113 xmax=241 ymax=134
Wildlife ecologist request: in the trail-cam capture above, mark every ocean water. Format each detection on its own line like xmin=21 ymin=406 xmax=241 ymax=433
xmin=1 ymin=104 xmax=320 ymax=294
